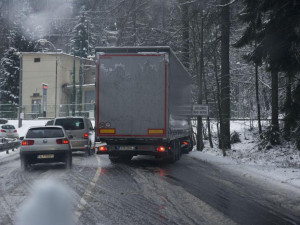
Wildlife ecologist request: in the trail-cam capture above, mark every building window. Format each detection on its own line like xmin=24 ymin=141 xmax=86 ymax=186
xmin=34 ymin=58 xmax=41 ymax=63
xmin=32 ymin=93 xmax=40 ymax=97
xmin=32 ymin=99 xmax=41 ymax=115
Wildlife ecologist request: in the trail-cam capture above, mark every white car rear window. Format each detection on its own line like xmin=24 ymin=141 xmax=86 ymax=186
xmin=26 ymin=128 xmax=64 ymax=138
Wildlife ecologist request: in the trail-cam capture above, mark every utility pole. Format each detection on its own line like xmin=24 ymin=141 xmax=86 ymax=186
xmin=78 ymin=41 xmax=83 ymax=115
xmin=18 ymin=53 xmax=23 ymax=128
xmin=72 ymin=42 xmax=76 ymax=116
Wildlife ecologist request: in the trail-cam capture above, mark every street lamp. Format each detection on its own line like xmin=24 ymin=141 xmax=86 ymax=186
xmin=36 ymin=39 xmax=58 ymax=118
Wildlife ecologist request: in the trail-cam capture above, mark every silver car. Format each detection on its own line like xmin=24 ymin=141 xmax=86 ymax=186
xmin=53 ymin=117 xmax=95 ymax=155
xmin=0 ymin=124 xmax=19 ymax=139
xmin=20 ymin=126 xmax=72 ymax=170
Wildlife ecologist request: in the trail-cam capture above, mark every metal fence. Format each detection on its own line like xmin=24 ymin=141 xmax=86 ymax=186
xmin=0 ymin=103 xmax=95 ymax=120
xmin=0 ymin=104 xmax=18 ymax=119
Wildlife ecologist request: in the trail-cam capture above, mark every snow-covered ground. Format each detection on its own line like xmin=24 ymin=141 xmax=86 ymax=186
xmin=0 ymin=120 xmax=48 ymax=159
xmin=2 ymin=120 xmax=300 ymax=193
xmin=189 ymin=120 xmax=300 ymax=191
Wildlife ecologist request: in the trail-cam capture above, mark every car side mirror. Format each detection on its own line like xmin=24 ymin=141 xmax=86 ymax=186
xmin=68 ymin=135 xmax=73 ymax=139
xmin=20 ymin=137 xmax=24 ymax=140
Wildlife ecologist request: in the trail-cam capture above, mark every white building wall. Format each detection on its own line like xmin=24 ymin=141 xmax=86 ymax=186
xmin=22 ymin=53 xmax=94 ymax=119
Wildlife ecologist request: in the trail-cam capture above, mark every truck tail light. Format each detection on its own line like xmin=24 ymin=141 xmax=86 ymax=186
xmin=99 ymin=146 xmax=107 ymax=151
xmin=181 ymin=141 xmax=188 ymax=146
xmin=1 ymin=129 xmax=6 ymax=132
xmin=56 ymin=138 xmax=69 ymax=144
xmin=84 ymin=133 xmax=89 ymax=139
xmin=157 ymin=146 xmax=165 ymax=152
xmin=14 ymin=130 xmax=17 ymax=133
xmin=22 ymin=140 xmax=35 ymax=146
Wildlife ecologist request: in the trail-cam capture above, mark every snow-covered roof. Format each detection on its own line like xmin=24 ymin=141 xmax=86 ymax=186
xmin=63 ymin=84 xmax=95 ymax=89
xmin=21 ymin=52 xmax=95 ymax=62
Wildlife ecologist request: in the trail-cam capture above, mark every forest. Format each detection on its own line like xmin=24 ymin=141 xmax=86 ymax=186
xmin=0 ymin=0 xmax=299 ymax=153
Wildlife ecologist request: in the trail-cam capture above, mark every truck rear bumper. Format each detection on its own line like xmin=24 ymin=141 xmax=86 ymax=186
xmin=108 ymin=150 xmax=168 ymax=157
xmin=97 ymin=144 xmax=168 ymax=157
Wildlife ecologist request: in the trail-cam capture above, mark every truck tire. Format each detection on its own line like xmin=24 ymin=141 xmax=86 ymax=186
xmin=21 ymin=155 xmax=29 ymax=171
xmin=109 ymin=155 xmax=133 ymax=163
xmin=120 ymin=155 xmax=133 ymax=162
xmin=166 ymin=140 xmax=177 ymax=163
xmin=86 ymin=143 xmax=94 ymax=156
xmin=176 ymin=140 xmax=181 ymax=160
xmin=109 ymin=155 xmax=121 ymax=163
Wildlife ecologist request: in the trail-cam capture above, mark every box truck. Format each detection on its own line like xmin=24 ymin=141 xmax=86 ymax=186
xmin=95 ymin=47 xmax=194 ymax=163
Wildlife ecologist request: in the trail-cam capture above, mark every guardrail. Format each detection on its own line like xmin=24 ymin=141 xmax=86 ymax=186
xmin=0 ymin=138 xmax=20 ymax=154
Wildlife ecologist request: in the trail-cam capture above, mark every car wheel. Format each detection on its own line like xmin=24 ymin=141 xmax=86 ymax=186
xmin=65 ymin=153 xmax=72 ymax=169
xmin=21 ymin=155 xmax=29 ymax=171
xmin=86 ymin=143 xmax=93 ymax=156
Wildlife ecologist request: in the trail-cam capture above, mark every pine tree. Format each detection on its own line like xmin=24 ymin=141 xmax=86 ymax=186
xmin=0 ymin=21 xmax=35 ymax=105
xmin=0 ymin=47 xmax=20 ymax=104
xmin=234 ymin=0 xmax=300 ymax=145
xmin=70 ymin=8 xmax=95 ymax=57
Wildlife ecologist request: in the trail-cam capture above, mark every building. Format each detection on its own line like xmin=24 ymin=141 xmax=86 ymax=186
xmin=21 ymin=52 xmax=95 ymax=119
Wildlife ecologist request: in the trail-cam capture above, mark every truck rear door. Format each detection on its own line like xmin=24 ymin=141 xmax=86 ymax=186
xmin=97 ymin=53 xmax=167 ymax=138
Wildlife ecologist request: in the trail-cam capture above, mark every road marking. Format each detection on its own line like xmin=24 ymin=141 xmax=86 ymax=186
xmin=74 ymin=155 xmax=102 ymax=223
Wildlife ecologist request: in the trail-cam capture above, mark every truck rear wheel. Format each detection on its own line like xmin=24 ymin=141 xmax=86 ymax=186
xmin=120 ymin=155 xmax=133 ymax=161
xmin=109 ymin=155 xmax=120 ymax=163
xmin=109 ymin=155 xmax=133 ymax=163
xmin=166 ymin=140 xmax=180 ymax=163
xmin=176 ymin=140 xmax=181 ymax=160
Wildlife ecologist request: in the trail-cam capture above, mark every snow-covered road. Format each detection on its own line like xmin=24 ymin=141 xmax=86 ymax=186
xmin=1 ymin=120 xmax=300 ymax=224
xmin=1 ymin=151 xmax=300 ymax=224
xmin=0 ymin=152 xmax=236 ymax=225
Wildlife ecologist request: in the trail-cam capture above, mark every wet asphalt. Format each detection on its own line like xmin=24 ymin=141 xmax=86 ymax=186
xmin=0 ymin=151 xmax=300 ymax=225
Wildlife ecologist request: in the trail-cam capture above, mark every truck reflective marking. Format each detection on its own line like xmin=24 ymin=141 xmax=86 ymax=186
xmin=99 ymin=128 xmax=116 ymax=134
xmin=148 ymin=129 xmax=164 ymax=134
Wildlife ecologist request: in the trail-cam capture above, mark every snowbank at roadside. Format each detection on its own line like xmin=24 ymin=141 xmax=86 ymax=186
xmin=189 ymin=120 xmax=300 ymax=191
xmin=0 ymin=120 xmax=48 ymax=159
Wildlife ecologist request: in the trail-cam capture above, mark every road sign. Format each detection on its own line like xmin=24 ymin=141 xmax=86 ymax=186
xmin=192 ymin=105 xmax=209 ymax=116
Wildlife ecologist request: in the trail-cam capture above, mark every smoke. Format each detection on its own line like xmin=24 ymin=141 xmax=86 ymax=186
xmin=11 ymin=0 xmax=73 ymax=40
xmin=17 ymin=179 xmax=74 ymax=225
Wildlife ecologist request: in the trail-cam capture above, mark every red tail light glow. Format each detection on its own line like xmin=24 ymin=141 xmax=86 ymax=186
xmin=14 ymin=130 xmax=17 ymax=133
xmin=56 ymin=138 xmax=69 ymax=144
xmin=1 ymin=129 xmax=6 ymax=132
xmin=84 ymin=133 xmax=88 ymax=139
xmin=22 ymin=140 xmax=34 ymax=146
xmin=99 ymin=146 xmax=107 ymax=151
xmin=182 ymin=141 xmax=189 ymax=146
xmin=157 ymin=146 xmax=165 ymax=152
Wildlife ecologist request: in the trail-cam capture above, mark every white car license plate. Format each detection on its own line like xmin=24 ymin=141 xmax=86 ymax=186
xmin=119 ymin=146 xmax=135 ymax=150
xmin=37 ymin=154 xmax=54 ymax=159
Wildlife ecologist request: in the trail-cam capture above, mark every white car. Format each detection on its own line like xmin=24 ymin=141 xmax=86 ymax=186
xmin=0 ymin=124 xmax=19 ymax=139
xmin=20 ymin=126 xmax=72 ymax=170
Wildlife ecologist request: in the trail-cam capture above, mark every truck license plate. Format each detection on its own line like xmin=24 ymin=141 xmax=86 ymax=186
xmin=118 ymin=146 xmax=135 ymax=150
xmin=37 ymin=154 xmax=54 ymax=159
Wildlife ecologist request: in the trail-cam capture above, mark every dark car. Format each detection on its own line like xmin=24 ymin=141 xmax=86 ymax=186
xmin=45 ymin=120 xmax=54 ymax=126
xmin=0 ymin=119 xmax=8 ymax=124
